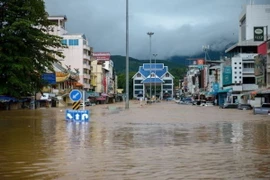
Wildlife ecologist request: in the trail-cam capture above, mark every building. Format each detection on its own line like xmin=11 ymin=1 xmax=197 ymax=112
xmin=226 ymin=4 xmax=270 ymax=55
xmin=132 ymin=63 xmax=174 ymax=100
xmin=48 ymin=15 xmax=92 ymax=91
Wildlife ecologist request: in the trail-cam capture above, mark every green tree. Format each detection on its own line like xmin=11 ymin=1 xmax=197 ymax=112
xmin=0 ymin=0 xmax=63 ymax=97
xmin=117 ymin=72 xmax=135 ymax=99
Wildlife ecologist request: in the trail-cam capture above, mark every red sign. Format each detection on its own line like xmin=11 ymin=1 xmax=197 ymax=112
xmin=197 ymin=59 xmax=205 ymax=65
xmin=93 ymin=52 xmax=110 ymax=61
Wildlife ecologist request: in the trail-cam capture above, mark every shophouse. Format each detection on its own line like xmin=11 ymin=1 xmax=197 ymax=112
xmin=48 ymin=15 xmax=93 ymax=91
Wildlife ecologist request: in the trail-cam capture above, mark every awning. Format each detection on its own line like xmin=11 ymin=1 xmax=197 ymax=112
xmin=74 ymin=82 xmax=83 ymax=87
xmin=101 ymin=93 xmax=108 ymax=97
xmin=0 ymin=96 xmax=17 ymax=102
xmin=96 ymin=97 xmax=106 ymax=101
xmin=217 ymin=88 xmax=232 ymax=94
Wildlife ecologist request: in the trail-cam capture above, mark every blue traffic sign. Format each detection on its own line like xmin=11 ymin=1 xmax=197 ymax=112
xmin=69 ymin=89 xmax=82 ymax=101
xmin=66 ymin=109 xmax=90 ymax=122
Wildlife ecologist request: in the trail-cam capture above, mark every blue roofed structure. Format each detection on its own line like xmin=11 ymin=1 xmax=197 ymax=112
xmin=132 ymin=63 xmax=174 ymax=100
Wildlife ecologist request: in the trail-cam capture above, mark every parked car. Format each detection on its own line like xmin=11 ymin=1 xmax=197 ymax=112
xmin=221 ymin=103 xmax=238 ymax=109
xmin=238 ymin=103 xmax=252 ymax=110
xmin=179 ymin=97 xmax=193 ymax=105
xmin=253 ymin=103 xmax=270 ymax=115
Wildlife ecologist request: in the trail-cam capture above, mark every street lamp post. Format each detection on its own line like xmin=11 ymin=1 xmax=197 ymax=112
xmin=153 ymin=53 xmax=158 ymax=100
xmin=125 ymin=0 xmax=129 ymax=109
xmin=147 ymin=32 xmax=154 ymax=100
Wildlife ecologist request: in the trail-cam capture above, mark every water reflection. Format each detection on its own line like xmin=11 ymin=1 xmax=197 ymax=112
xmin=0 ymin=108 xmax=270 ymax=179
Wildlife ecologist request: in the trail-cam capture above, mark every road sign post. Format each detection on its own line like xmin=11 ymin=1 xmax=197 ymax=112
xmin=66 ymin=109 xmax=90 ymax=122
xmin=69 ymin=89 xmax=82 ymax=102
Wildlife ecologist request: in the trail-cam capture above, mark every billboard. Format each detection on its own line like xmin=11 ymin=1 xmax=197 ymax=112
xmin=222 ymin=66 xmax=232 ymax=86
xmin=197 ymin=59 xmax=205 ymax=65
xmin=93 ymin=52 xmax=110 ymax=61
xmin=254 ymin=27 xmax=264 ymax=41
xmin=42 ymin=73 xmax=56 ymax=84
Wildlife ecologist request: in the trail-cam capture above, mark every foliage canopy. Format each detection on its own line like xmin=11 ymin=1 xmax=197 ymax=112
xmin=0 ymin=0 xmax=63 ymax=97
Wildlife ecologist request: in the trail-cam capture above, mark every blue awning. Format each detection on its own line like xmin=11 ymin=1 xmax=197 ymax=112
xmin=141 ymin=78 xmax=164 ymax=83
xmin=0 ymin=95 xmax=18 ymax=102
xmin=217 ymin=88 xmax=232 ymax=94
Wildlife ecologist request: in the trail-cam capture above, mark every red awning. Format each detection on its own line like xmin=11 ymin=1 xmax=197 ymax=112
xmin=96 ymin=97 xmax=106 ymax=101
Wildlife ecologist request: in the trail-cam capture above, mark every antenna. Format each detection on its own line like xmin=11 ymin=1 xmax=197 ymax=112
xmin=202 ymin=45 xmax=211 ymax=61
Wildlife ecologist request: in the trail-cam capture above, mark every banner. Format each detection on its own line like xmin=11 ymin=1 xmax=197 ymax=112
xmin=93 ymin=52 xmax=110 ymax=61
xmin=222 ymin=66 xmax=232 ymax=86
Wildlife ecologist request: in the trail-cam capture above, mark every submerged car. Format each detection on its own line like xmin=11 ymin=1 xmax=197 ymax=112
xmin=253 ymin=103 xmax=270 ymax=115
xmin=221 ymin=103 xmax=238 ymax=109
xmin=237 ymin=103 xmax=252 ymax=110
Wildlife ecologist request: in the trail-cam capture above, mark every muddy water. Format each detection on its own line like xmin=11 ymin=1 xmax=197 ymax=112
xmin=0 ymin=101 xmax=270 ymax=179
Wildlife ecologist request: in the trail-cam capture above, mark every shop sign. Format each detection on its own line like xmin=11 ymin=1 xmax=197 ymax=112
xmin=254 ymin=27 xmax=264 ymax=41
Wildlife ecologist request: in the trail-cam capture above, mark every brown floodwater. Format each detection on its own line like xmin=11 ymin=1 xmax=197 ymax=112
xmin=0 ymin=101 xmax=270 ymax=179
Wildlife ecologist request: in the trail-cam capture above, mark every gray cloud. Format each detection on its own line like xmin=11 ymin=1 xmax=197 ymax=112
xmin=44 ymin=0 xmax=269 ymax=59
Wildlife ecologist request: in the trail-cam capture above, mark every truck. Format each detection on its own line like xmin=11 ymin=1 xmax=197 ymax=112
xmin=253 ymin=103 xmax=270 ymax=115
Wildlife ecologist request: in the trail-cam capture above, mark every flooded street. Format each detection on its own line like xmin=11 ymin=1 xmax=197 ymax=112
xmin=1 ymin=101 xmax=270 ymax=179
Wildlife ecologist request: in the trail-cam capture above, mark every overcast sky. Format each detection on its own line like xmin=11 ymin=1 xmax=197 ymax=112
xmin=45 ymin=0 xmax=269 ymax=59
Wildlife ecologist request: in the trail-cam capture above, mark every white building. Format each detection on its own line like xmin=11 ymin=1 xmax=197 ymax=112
xmin=226 ymin=4 xmax=270 ymax=55
xmin=239 ymin=4 xmax=270 ymax=42
xmin=132 ymin=63 xmax=174 ymax=100
xmin=48 ymin=15 xmax=92 ymax=90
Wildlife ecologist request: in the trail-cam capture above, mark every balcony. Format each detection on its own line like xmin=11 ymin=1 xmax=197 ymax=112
xmin=83 ymin=63 xmax=90 ymax=69
xmin=83 ymin=74 xmax=90 ymax=79
xmin=242 ymin=84 xmax=258 ymax=91
xmin=83 ymin=54 xmax=90 ymax=60
xmin=83 ymin=44 xmax=90 ymax=51
xmin=232 ymin=85 xmax=243 ymax=91
xmin=243 ymin=68 xmax=254 ymax=73
xmin=83 ymin=83 xmax=90 ymax=89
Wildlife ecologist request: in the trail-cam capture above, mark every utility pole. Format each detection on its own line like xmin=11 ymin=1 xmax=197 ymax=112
xmin=153 ymin=53 xmax=158 ymax=100
xmin=147 ymin=32 xmax=154 ymax=100
xmin=125 ymin=0 xmax=129 ymax=109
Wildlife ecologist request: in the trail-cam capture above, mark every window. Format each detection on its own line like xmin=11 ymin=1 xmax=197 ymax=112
xmin=243 ymin=63 xmax=254 ymax=68
xmin=165 ymin=73 xmax=169 ymax=77
xmin=61 ymin=39 xmax=67 ymax=45
xmin=235 ymin=76 xmax=237 ymax=79
xmin=137 ymin=73 xmax=141 ymax=77
xmin=134 ymin=80 xmax=141 ymax=84
xmin=164 ymin=80 xmax=172 ymax=84
xmin=134 ymin=85 xmax=143 ymax=89
xmin=234 ymin=62 xmax=237 ymax=64
xmin=69 ymin=39 xmax=79 ymax=46
xmin=235 ymin=67 xmax=237 ymax=69
xmin=234 ymin=72 xmax=237 ymax=74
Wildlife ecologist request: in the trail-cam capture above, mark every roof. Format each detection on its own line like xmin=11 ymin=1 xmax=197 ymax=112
xmin=225 ymin=39 xmax=262 ymax=53
xmin=141 ymin=78 xmax=164 ymax=83
xmin=48 ymin=15 xmax=67 ymax=21
xmin=136 ymin=63 xmax=168 ymax=78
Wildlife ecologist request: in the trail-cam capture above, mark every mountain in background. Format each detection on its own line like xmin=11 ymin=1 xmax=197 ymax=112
xmin=111 ymin=55 xmax=185 ymax=74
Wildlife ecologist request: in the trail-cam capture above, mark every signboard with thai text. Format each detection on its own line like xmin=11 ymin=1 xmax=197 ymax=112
xmin=93 ymin=52 xmax=110 ymax=61
xmin=42 ymin=73 xmax=56 ymax=84
xmin=254 ymin=27 xmax=264 ymax=41
xmin=222 ymin=66 xmax=232 ymax=86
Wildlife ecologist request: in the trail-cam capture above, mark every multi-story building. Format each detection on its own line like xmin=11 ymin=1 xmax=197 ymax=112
xmin=132 ymin=63 xmax=174 ymax=100
xmin=239 ymin=4 xmax=270 ymax=42
xmin=91 ymin=52 xmax=116 ymax=96
xmin=48 ymin=15 xmax=92 ymax=91
xmin=226 ymin=4 xmax=270 ymax=55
